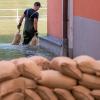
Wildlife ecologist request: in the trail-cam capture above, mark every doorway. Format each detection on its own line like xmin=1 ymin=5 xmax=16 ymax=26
xmin=62 ymin=0 xmax=73 ymax=57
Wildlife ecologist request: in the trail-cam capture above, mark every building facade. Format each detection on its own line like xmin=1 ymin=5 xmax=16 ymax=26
xmin=40 ymin=0 xmax=100 ymax=59
xmin=73 ymin=0 xmax=100 ymax=59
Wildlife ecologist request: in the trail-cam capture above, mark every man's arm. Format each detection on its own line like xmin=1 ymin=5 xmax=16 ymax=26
xmin=17 ymin=14 xmax=25 ymax=30
xmin=34 ymin=18 xmax=38 ymax=32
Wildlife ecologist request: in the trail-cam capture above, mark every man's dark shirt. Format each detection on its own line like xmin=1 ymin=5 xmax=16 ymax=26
xmin=23 ymin=8 xmax=39 ymax=33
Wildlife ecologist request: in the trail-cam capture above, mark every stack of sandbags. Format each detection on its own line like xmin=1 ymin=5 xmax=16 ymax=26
xmin=1 ymin=55 xmax=100 ymax=100
xmin=35 ymin=56 xmax=79 ymax=100
xmin=0 ymin=59 xmax=41 ymax=100
xmin=10 ymin=57 xmax=42 ymax=81
xmin=73 ymin=55 xmax=100 ymax=100
xmin=0 ymin=77 xmax=37 ymax=99
xmin=46 ymin=55 xmax=100 ymax=100
xmin=31 ymin=56 xmax=77 ymax=99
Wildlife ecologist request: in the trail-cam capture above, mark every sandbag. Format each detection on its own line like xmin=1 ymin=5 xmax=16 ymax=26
xmin=25 ymin=89 xmax=41 ymax=100
xmin=0 ymin=61 xmax=20 ymax=82
xmin=0 ymin=78 xmax=24 ymax=97
xmin=11 ymin=30 xmax=21 ymax=45
xmin=74 ymin=55 xmax=96 ymax=74
xmin=94 ymin=61 xmax=100 ymax=71
xmin=21 ymin=77 xmax=37 ymax=89
xmin=96 ymin=72 xmax=100 ymax=76
xmin=29 ymin=56 xmax=50 ymax=70
xmin=79 ymin=74 xmax=100 ymax=89
xmin=50 ymin=57 xmax=74 ymax=70
xmin=94 ymin=61 xmax=100 ymax=76
xmin=0 ymin=77 xmax=37 ymax=97
xmin=90 ymin=90 xmax=100 ymax=100
xmin=29 ymin=35 xmax=39 ymax=47
xmin=54 ymin=88 xmax=75 ymax=100
xmin=38 ymin=70 xmax=76 ymax=89
xmin=50 ymin=57 xmax=82 ymax=80
xmin=10 ymin=57 xmax=27 ymax=64
xmin=2 ymin=93 xmax=24 ymax=100
xmin=72 ymin=85 xmax=94 ymax=100
xmin=13 ymin=58 xmax=41 ymax=81
xmin=35 ymin=86 xmax=57 ymax=100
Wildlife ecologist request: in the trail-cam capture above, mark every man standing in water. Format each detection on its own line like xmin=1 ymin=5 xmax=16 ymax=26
xmin=17 ymin=2 xmax=41 ymax=45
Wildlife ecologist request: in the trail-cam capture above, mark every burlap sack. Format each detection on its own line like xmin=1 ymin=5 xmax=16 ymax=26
xmin=0 ymin=61 xmax=20 ymax=82
xmin=72 ymin=85 xmax=94 ymax=100
xmin=50 ymin=57 xmax=82 ymax=80
xmin=13 ymin=58 xmax=41 ymax=81
xmin=21 ymin=77 xmax=37 ymax=89
xmin=11 ymin=31 xmax=21 ymax=45
xmin=94 ymin=61 xmax=100 ymax=76
xmin=10 ymin=57 xmax=27 ymax=64
xmin=29 ymin=36 xmax=39 ymax=47
xmin=50 ymin=57 xmax=74 ymax=70
xmin=54 ymin=88 xmax=75 ymax=100
xmin=0 ymin=77 xmax=37 ymax=97
xmin=38 ymin=70 xmax=76 ymax=89
xmin=90 ymin=90 xmax=100 ymax=100
xmin=35 ymin=86 xmax=57 ymax=100
xmin=96 ymin=72 xmax=100 ymax=76
xmin=2 ymin=93 xmax=24 ymax=100
xmin=74 ymin=55 xmax=96 ymax=74
xmin=25 ymin=89 xmax=41 ymax=100
xmin=24 ymin=97 xmax=32 ymax=100
xmin=79 ymin=74 xmax=100 ymax=89
xmin=0 ymin=78 xmax=24 ymax=97
xmin=29 ymin=56 xmax=50 ymax=70
xmin=94 ymin=61 xmax=100 ymax=71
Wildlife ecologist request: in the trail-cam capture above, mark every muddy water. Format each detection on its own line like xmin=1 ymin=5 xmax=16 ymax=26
xmin=0 ymin=44 xmax=56 ymax=60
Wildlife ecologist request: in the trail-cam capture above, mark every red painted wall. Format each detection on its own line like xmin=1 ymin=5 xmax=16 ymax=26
xmin=74 ymin=0 xmax=100 ymax=21
xmin=47 ymin=0 xmax=63 ymax=39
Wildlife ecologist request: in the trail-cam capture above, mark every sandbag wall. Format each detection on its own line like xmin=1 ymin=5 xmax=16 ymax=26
xmin=0 ymin=55 xmax=100 ymax=100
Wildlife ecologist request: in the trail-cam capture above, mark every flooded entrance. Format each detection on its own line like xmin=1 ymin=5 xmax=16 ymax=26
xmin=0 ymin=44 xmax=56 ymax=60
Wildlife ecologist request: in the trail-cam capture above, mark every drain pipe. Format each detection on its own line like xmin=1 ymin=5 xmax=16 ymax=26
xmin=62 ymin=0 xmax=69 ymax=56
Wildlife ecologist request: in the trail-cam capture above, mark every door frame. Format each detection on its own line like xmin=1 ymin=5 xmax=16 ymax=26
xmin=68 ymin=0 xmax=74 ymax=57
xmin=62 ymin=0 xmax=73 ymax=57
xmin=62 ymin=0 xmax=69 ymax=56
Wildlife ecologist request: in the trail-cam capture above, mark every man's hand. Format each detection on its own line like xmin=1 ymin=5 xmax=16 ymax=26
xmin=17 ymin=23 xmax=21 ymax=30
xmin=34 ymin=31 xmax=38 ymax=37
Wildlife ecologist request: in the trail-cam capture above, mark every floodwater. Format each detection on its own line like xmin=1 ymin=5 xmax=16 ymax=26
xmin=0 ymin=44 xmax=56 ymax=60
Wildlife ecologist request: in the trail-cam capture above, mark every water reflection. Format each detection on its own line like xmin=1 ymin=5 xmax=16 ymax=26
xmin=0 ymin=43 xmax=56 ymax=60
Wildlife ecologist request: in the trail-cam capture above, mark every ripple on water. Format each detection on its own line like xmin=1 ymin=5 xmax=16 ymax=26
xmin=0 ymin=43 xmax=56 ymax=60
